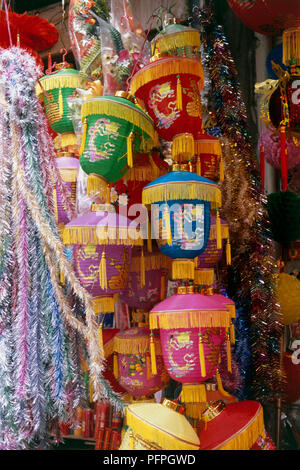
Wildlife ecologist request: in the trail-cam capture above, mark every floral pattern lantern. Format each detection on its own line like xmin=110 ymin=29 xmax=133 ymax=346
xmin=37 ymin=66 xmax=85 ymax=149
xmin=142 ymin=168 xmax=222 ymax=281
xmin=79 ymin=92 xmax=157 ymax=198
xmin=54 ymin=156 xmax=80 ymax=225
xmin=63 ymin=205 xmax=142 ymax=314
xmin=149 ymin=285 xmax=233 ymax=419
xmin=113 ymin=327 xmax=170 ymax=398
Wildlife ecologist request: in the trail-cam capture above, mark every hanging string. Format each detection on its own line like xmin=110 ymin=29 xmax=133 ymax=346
xmin=4 ymin=0 xmax=13 ymax=47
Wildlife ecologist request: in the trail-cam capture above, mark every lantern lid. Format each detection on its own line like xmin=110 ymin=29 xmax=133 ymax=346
xmin=194 ymin=133 xmax=222 ymax=157
xmin=209 ymin=216 xmax=229 ymax=240
xmin=142 ymin=170 xmax=221 ymax=208
xmin=149 ymin=292 xmax=231 ymax=330
xmin=126 ymin=402 xmax=200 ymax=451
xmin=151 ymin=22 xmax=201 ymax=56
xmin=81 ymin=95 xmax=156 ymax=143
xmin=130 ymin=56 xmax=204 ymax=96
xmin=62 ymin=210 xmax=143 ymax=246
xmin=114 ymin=327 xmax=162 ymax=355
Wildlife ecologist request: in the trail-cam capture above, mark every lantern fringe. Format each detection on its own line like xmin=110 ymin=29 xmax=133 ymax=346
xmin=185 ymin=403 xmax=207 ymax=421
xmin=171 ymin=259 xmax=195 ymax=280
xmin=93 ymin=296 xmax=116 ymax=314
xmin=123 ymin=165 xmax=153 ymax=182
xmin=142 ymin=181 xmax=221 ymax=208
xmin=79 ymin=118 xmax=87 ymax=155
xmin=149 ymin=310 xmax=231 ymax=330
xmin=113 ymin=334 xmax=162 ymax=355
xmin=180 ymin=383 xmax=207 ymax=403
xmin=81 ymin=98 xmax=156 ymax=143
xmin=36 ymin=74 xmax=85 ymax=96
xmin=194 ymin=139 xmax=222 ymax=156
xmin=130 ymin=57 xmax=204 ymax=98
xmin=216 ymin=369 xmax=234 ymax=399
xmin=209 ymin=222 xmax=229 ymax=240
xmin=125 ymin=407 xmax=200 ymax=451
xmin=283 ymin=27 xmax=300 ymax=66
xmin=152 ymin=30 xmax=201 ymax=56
xmin=62 ymin=226 xmax=143 ymax=246
xmin=129 ymin=253 xmax=168 ymax=273
xmin=58 ymin=168 xmax=79 ymax=183
xmin=172 ymin=133 xmax=195 ymax=161
xmin=86 ymin=174 xmax=107 ymax=198
xmin=59 ymin=132 xmax=78 ymax=149
xmin=194 ymin=268 xmax=214 ymax=286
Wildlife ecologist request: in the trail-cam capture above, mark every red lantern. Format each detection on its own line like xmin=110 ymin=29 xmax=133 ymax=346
xmin=130 ymin=57 xmax=204 ymax=142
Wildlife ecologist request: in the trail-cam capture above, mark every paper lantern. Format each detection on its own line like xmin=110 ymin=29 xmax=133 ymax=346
xmin=149 ymin=287 xmax=232 ymax=383
xmin=151 ymin=19 xmax=201 ymax=61
xmin=283 ymin=352 xmax=300 ymax=403
xmin=196 ymin=217 xmax=230 ymax=268
xmin=113 ymin=327 xmax=169 ymax=398
xmin=79 ymin=92 xmax=156 ymax=186
xmin=259 ymin=125 xmax=300 ymax=170
xmin=37 ymin=67 xmax=85 ymax=148
xmin=277 ymin=273 xmax=300 ymax=325
xmin=54 ymin=156 xmax=79 ymax=225
xmin=267 ymin=191 xmax=300 ymax=245
xmin=269 ymin=72 xmax=300 ymax=133
xmin=120 ymin=400 xmax=200 ymax=450
xmin=63 ymin=206 xmax=142 ymax=313
xmin=101 ymin=329 xmax=128 ymax=397
xmin=120 ymin=248 xmax=169 ymax=311
xmin=130 ymin=57 xmax=204 ymax=143
xmin=142 ymin=169 xmax=222 ymax=280
xmin=199 ymin=400 xmax=274 ymax=450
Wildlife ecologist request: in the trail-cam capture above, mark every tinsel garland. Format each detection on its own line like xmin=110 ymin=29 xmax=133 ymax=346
xmin=0 ymin=47 xmax=123 ymax=449
xmin=191 ymin=4 xmax=285 ymax=402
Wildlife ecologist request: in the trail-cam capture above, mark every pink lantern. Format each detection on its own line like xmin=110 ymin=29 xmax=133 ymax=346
xmin=259 ymin=125 xmax=300 ymax=170
xmin=196 ymin=217 xmax=230 ymax=269
xmin=63 ymin=207 xmax=142 ymax=313
xmin=113 ymin=327 xmax=170 ymax=398
xmin=54 ymin=156 xmax=79 ymax=225
xmin=120 ymin=248 xmax=169 ymax=311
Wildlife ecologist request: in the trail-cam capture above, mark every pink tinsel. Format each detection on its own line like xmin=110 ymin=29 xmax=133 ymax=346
xmin=259 ymin=125 xmax=300 ymax=170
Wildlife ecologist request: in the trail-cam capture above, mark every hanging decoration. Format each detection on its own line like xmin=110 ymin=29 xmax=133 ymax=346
xmin=54 ymin=156 xmax=80 ymax=226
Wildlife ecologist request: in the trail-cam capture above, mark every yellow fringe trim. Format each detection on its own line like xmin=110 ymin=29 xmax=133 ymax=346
xmin=61 ymin=132 xmax=78 ymax=149
xmin=58 ymin=168 xmax=79 ymax=183
xmin=130 ymin=57 xmax=204 ymax=96
xmin=125 ymin=407 xmax=200 ymax=451
xmin=216 ymin=404 xmax=265 ymax=450
xmin=194 ymin=268 xmax=214 ymax=286
xmin=209 ymin=222 xmax=229 ymax=240
xmin=227 ymin=303 xmax=235 ymax=319
xmin=37 ymin=73 xmax=85 ymax=96
xmin=81 ymin=98 xmax=156 ymax=143
xmin=149 ymin=310 xmax=231 ymax=330
xmin=129 ymin=253 xmax=168 ymax=273
xmin=172 ymin=133 xmax=195 ymax=161
xmin=185 ymin=403 xmax=207 ymax=421
xmin=93 ymin=296 xmax=115 ymax=314
xmin=171 ymin=259 xmax=195 ymax=280
xmin=283 ymin=27 xmax=300 ymax=66
xmin=152 ymin=30 xmax=201 ymax=55
xmin=181 ymin=383 xmax=207 ymax=403
xmin=142 ymin=181 xmax=222 ymax=208
xmin=79 ymin=118 xmax=87 ymax=156
xmin=194 ymin=139 xmax=222 ymax=157
xmin=150 ymin=332 xmax=158 ymax=375
xmin=113 ymin=334 xmax=162 ymax=355
xmin=62 ymin=226 xmax=143 ymax=246
xmin=86 ymin=174 xmax=107 ymax=198
xmin=199 ymin=333 xmax=206 ymax=377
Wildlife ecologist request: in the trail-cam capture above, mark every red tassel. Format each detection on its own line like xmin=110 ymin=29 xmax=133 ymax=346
xmin=260 ymin=144 xmax=265 ymax=193
xmin=280 ymin=126 xmax=288 ymax=192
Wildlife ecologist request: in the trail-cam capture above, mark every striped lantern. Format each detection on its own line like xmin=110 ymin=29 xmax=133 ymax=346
xmin=79 ymin=92 xmax=157 ymax=199
xmin=151 ymin=19 xmax=201 ymax=61
xmin=36 ymin=66 xmax=85 ymax=148
xmin=120 ymin=248 xmax=169 ymax=312
xmin=54 ymin=156 xmax=79 ymax=225
xmin=130 ymin=57 xmax=204 ymax=143
xmin=112 ymin=327 xmax=170 ymax=398
xmin=142 ymin=168 xmax=222 ymax=282
xmin=63 ymin=205 xmax=142 ymax=314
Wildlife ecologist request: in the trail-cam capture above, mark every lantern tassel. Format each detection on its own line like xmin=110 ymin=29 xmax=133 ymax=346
xmin=127 ymin=131 xmax=134 ymax=168
xmin=79 ymin=118 xmax=87 ymax=155
xmin=140 ymin=247 xmax=145 ymax=288
xmin=98 ymin=322 xmax=104 ymax=352
xmin=113 ymin=352 xmax=119 ymax=379
xmin=150 ymin=332 xmax=157 ymax=375
xmin=162 ymin=205 xmax=172 ymax=246
xmin=58 ymin=88 xmax=64 ymax=119
xmin=226 ymin=238 xmax=231 ymax=266
xmin=106 ymin=183 xmax=111 ymax=204
xmin=226 ymin=331 xmax=232 ymax=373
xmin=99 ymin=251 xmax=108 ymax=290
xmin=196 ymin=155 xmax=201 ymax=176
xmin=129 ymin=430 xmax=135 ymax=450
xmin=176 ymin=75 xmax=183 ymax=111
xmin=219 ymin=154 xmax=224 ymax=181
xmin=283 ymin=27 xmax=300 ymax=66
xmin=60 ymin=270 xmax=65 ymax=285
xmin=147 ymin=219 xmax=152 ymax=252
xmin=216 ymin=209 xmax=222 ymax=249
xmin=198 ymin=333 xmax=206 ymax=377
xmin=280 ymin=126 xmax=288 ymax=192
xmin=160 ymin=273 xmax=165 ymax=301
xmin=146 ymin=352 xmax=151 ymax=380
xmin=260 ymin=144 xmax=265 ymax=192
xmin=216 ymin=368 xmax=233 ymax=398
xmin=230 ymin=320 xmax=235 ymax=344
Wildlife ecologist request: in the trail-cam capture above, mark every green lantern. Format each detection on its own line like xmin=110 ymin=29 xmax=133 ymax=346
xmin=37 ymin=67 xmax=85 ymax=148
xmin=79 ymin=91 xmax=157 ymax=197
